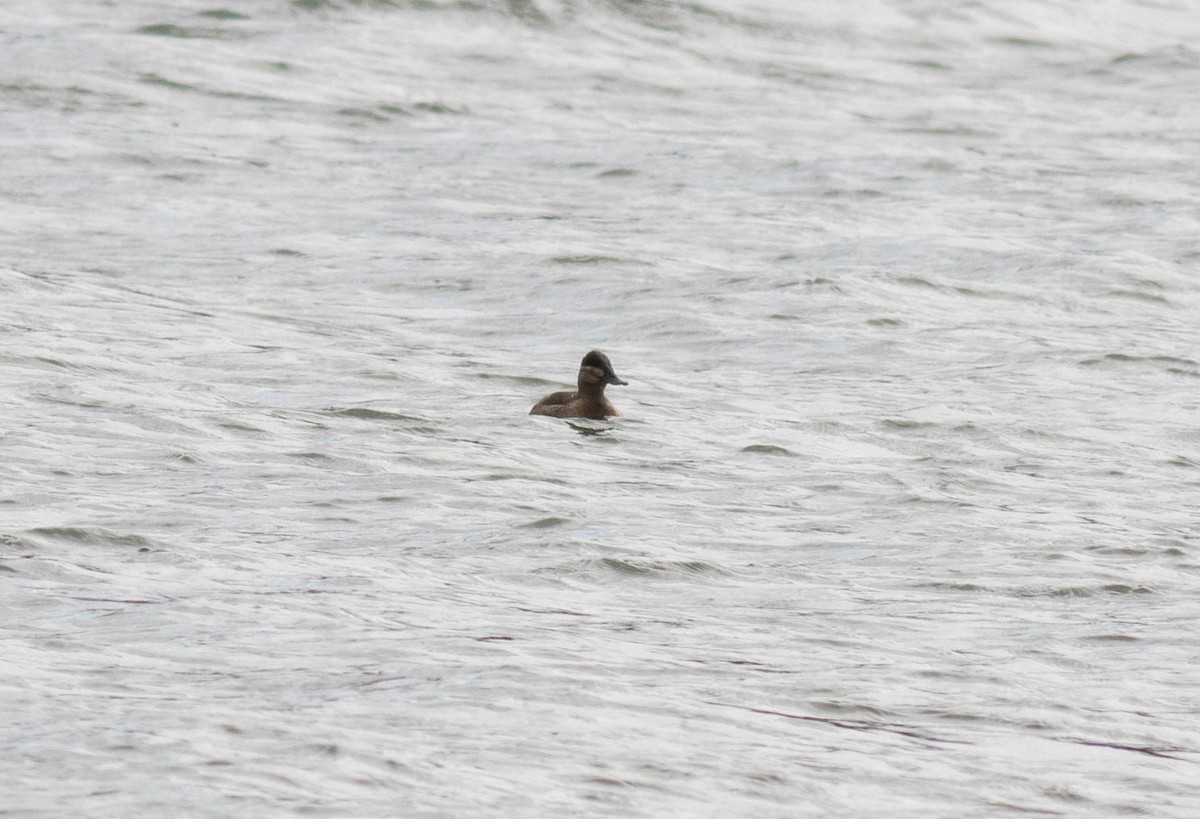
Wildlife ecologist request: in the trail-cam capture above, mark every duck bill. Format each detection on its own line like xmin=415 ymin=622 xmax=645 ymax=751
xmin=605 ymin=373 xmax=628 ymax=386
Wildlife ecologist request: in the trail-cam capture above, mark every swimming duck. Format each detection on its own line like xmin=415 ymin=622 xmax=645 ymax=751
xmin=529 ymin=350 xmax=627 ymax=420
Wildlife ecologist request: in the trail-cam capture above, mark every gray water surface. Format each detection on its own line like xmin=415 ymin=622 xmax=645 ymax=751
xmin=3 ymin=1 xmax=1200 ymax=816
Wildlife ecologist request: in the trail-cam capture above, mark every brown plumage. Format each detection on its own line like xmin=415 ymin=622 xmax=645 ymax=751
xmin=529 ymin=350 xmax=627 ymax=420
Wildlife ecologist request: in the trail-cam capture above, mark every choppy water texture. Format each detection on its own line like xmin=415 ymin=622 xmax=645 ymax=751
xmin=4 ymin=0 xmax=1200 ymax=816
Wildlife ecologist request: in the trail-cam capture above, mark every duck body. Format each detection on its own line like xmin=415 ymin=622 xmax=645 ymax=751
xmin=530 ymin=350 xmax=627 ymax=420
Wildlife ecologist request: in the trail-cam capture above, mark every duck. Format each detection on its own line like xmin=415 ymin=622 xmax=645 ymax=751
xmin=529 ymin=350 xmax=627 ymax=420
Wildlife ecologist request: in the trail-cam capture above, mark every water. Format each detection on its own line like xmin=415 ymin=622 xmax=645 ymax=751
xmin=3 ymin=1 xmax=1200 ymax=815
